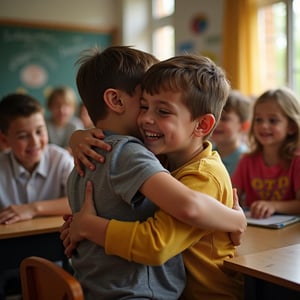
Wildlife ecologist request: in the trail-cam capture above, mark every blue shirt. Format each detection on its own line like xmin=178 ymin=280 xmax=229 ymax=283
xmin=214 ymin=143 xmax=248 ymax=176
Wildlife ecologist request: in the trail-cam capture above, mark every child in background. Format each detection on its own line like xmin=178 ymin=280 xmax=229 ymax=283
xmin=0 ymin=93 xmax=73 ymax=299
xmin=62 ymin=46 xmax=246 ymax=299
xmin=0 ymin=93 xmax=73 ymax=224
xmin=62 ymin=54 xmax=245 ymax=300
xmin=232 ymin=87 xmax=300 ymax=218
xmin=211 ymin=89 xmax=251 ymax=176
xmin=46 ymin=86 xmax=84 ymax=152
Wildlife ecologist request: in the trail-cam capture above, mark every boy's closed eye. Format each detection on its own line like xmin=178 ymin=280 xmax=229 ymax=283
xmin=158 ymin=109 xmax=171 ymax=116
xmin=140 ymin=104 xmax=149 ymax=111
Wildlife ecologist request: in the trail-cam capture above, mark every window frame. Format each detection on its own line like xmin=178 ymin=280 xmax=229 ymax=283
xmin=257 ymin=0 xmax=298 ymax=93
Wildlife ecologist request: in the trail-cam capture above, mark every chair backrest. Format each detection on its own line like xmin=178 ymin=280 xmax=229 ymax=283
xmin=20 ymin=256 xmax=84 ymax=300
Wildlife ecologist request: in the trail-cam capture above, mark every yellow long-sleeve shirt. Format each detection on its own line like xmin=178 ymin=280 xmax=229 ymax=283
xmin=105 ymin=142 xmax=243 ymax=300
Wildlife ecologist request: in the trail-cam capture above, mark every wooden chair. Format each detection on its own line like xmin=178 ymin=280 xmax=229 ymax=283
xmin=20 ymin=256 xmax=84 ymax=300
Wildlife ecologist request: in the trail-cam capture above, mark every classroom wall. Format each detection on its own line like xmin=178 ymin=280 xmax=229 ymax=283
xmin=0 ymin=0 xmax=224 ymax=62
xmin=0 ymin=0 xmax=120 ymax=29
xmin=0 ymin=0 xmax=224 ymax=105
xmin=175 ymin=0 xmax=224 ymax=64
xmin=0 ymin=0 xmax=121 ymax=108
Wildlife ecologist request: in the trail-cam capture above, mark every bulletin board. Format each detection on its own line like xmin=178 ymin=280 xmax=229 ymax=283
xmin=0 ymin=20 xmax=114 ymax=108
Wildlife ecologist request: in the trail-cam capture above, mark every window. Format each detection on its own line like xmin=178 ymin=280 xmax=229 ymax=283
xmin=153 ymin=25 xmax=174 ymax=60
xmin=152 ymin=0 xmax=175 ymax=60
xmin=152 ymin=0 xmax=174 ymax=18
xmin=122 ymin=0 xmax=174 ymax=60
xmin=258 ymin=0 xmax=300 ymax=95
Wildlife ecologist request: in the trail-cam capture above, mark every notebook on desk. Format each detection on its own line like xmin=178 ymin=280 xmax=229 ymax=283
xmin=245 ymin=211 xmax=300 ymax=229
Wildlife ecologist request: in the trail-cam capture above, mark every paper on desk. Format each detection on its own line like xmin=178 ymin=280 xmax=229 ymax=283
xmin=245 ymin=211 xmax=300 ymax=228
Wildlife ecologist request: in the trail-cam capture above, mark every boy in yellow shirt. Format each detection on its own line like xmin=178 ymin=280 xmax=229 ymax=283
xmin=62 ymin=54 xmax=245 ymax=299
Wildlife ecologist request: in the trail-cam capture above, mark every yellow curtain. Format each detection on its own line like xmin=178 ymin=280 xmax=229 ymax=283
xmin=222 ymin=0 xmax=261 ymax=96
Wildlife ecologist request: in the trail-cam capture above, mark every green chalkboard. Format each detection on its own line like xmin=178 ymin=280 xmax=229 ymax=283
xmin=0 ymin=20 xmax=114 ymax=108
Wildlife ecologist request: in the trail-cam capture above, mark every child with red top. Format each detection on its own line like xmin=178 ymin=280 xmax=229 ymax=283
xmin=232 ymin=87 xmax=300 ymax=218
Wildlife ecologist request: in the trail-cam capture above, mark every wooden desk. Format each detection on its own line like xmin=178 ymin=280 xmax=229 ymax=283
xmin=237 ymin=222 xmax=300 ymax=255
xmin=0 ymin=216 xmax=67 ymax=270
xmin=226 ymin=244 xmax=300 ymax=291
xmin=225 ymin=223 xmax=300 ymax=300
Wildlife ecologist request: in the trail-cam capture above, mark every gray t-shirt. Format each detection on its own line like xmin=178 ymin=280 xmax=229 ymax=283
xmin=68 ymin=132 xmax=186 ymax=300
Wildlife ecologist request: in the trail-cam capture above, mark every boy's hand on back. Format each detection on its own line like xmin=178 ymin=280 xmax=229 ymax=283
xmin=229 ymin=189 xmax=247 ymax=246
xmin=60 ymin=214 xmax=76 ymax=258
xmin=61 ymin=181 xmax=97 ymax=257
xmin=70 ymin=128 xmax=111 ymax=176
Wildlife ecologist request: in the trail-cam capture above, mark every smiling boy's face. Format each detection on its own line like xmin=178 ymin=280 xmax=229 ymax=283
xmin=137 ymin=89 xmax=198 ymax=157
xmin=3 ymin=112 xmax=48 ymax=172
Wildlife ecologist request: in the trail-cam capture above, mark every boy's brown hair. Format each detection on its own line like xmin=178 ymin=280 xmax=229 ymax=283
xmin=142 ymin=54 xmax=230 ymax=137
xmin=76 ymin=46 xmax=159 ymax=125
xmin=223 ymin=89 xmax=251 ymax=123
xmin=0 ymin=93 xmax=44 ymax=133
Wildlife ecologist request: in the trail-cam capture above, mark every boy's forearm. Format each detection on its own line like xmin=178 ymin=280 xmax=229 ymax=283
xmin=176 ymin=191 xmax=246 ymax=233
xmin=140 ymin=172 xmax=246 ymax=233
xmin=104 ymin=202 xmax=246 ymax=265
xmin=32 ymin=197 xmax=71 ymax=217
xmin=195 ymin=196 xmax=247 ymax=233
xmin=105 ymin=211 xmax=197 ymax=265
xmin=82 ymin=215 xmax=109 ymax=246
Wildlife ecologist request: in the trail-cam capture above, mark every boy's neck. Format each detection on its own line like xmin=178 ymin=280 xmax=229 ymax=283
xmin=166 ymin=140 xmax=205 ymax=171
xmin=95 ymin=117 xmax=128 ymax=136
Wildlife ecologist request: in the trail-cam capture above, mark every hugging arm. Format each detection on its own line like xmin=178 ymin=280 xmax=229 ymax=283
xmin=69 ymin=128 xmax=111 ymax=176
xmin=61 ymin=174 xmax=246 ymax=257
xmin=69 ymin=129 xmax=246 ymax=230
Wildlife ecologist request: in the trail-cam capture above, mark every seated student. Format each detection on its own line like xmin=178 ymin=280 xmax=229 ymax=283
xmin=46 ymin=86 xmax=84 ymax=152
xmin=210 ymin=89 xmax=251 ymax=176
xmin=0 ymin=93 xmax=74 ymax=299
xmin=232 ymin=87 xmax=300 ymax=218
xmin=62 ymin=54 xmax=246 ymax=300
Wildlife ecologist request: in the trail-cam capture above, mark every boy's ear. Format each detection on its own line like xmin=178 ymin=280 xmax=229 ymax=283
xmin=0 ymin=131 xmax=9 ymax=149
xmin=103 ymin=89 xmax=125 ymax=113
xmin=194 ymin=114 xmax=215 ymax=137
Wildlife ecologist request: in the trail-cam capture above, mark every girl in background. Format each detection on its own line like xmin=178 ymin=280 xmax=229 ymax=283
xmin=232 ymin=87 xmax=300 ymax=218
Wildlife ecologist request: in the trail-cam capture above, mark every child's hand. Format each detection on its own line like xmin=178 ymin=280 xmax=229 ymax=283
xmin=250 ymin=200 xmax=275 ymax=219
xmin=64 ymin=181 xmax=97 ymax=257
xmin=60 ymin=215 xmax=76 ymax=258
xmin=70 ymin=128 xmax=111 ymax=176
xmin=229 ymin=189 xmax=246 ymax=246
xmin=0 ymin=204 xmax=35 ymax=224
